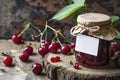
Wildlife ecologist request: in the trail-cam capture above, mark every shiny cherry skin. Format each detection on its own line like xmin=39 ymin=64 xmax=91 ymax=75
xmin=42 ymin=40 xmax=51 ymax=48
xmin=50 ymin=56 xmax=60 ymax=62
xmin=61 ymin=44 xmax=71 ymax=55
xmin=55 ymin=56 xmax=60 ymax=62
xmin=32 ymin=63 xmax=42 ymax=74
xmin=12 ymin=34 xmax=22 ymax=44
xmin=50 ymin=57 xmax=56 ymax=62
xmin=73 ymin=62 xmax=79 ymax=69
xmin=19 ymin=52 xmax=29 ymax=62
xmin=23 ymin=46 xmax=33 ymax=55
xmin=52 ymin=41 xmax=60 ymax=48
xmin=49 ymin=44 xmax=58 ymax=53
xmin=3 ymin=56 xmax=13 ymax=66
xmin=38 ymin=46 xmax=49 ymax=57
xmin=49 ymin=41 xmax=60 ymax=53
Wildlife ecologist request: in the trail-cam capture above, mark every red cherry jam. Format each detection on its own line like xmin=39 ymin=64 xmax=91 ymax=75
xmin=75 ymin=39 xmax=110 ymax=68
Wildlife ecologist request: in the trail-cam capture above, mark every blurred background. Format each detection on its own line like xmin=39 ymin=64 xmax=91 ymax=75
xmin=0 ymin=0 xmax=119 ymax=41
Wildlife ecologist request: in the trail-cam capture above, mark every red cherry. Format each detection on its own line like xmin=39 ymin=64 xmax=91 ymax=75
xmin=49 ymin=41 xmax=60 ymax=53
xmin=38 ymin=46 xmax=49 ymax=57
xmin=73 ymin=62 xmax=79 ymax=69
xmin=3 ymin=56 xmax=13 ymax=66
xmin=42 ymin=40 xmax=50 ymax=48
xmin=55 ymin=56 xmax=60 ymax=62
xmin=50 ymin=56 xmax=61 ymax=62
xmin=52 ymin=41 xmax=61 ymax=48
xmin=32 ymin=63 xmax=42 ymax=74
xmin=23 ymin=46 xmax=33 ymax=55
xmin=12 ymin=34 xmax=22 ymax=44
xmin=61 ymin=44 xmax=71 ymax=55
xmin=19 ymin=53 xmax=29 ymax=62
xmin=50 ymin=57 xmax=56 ymax=62
xmin=49 ymin=44 xmax=57 ymax=53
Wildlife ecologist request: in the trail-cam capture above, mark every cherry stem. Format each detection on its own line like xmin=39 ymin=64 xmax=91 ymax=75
xmin=34 ymin=33 xmax=42 ymax=38
xmin=31 ymin=24 xmax=42 ymax=33
xmin=46 ymin=25 xmax=71 ymax=44
xmin=18 ymin=23 xmax=30 ymax=37
xmin=31 ymin=24 xmax=42 ymax=38
xmin=40 ymin=24 xmax=48 ymax=47
xmin=56 ymin=34 xmax=63 ymax=47
xmin=52 ymin=33 xmax=58 ymax=41
xmin=45 ymin=28 xmax=48 ymax=41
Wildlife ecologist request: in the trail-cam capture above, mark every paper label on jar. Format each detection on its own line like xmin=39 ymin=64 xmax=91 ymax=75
xmin=75 ymin=35 xmax=99 ymax=56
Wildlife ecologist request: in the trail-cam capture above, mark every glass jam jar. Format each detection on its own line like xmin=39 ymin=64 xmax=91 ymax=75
xmin=75 ymin=39 xmax=111 ymax=68
xmin=70 ymin=13 xmax=117 ymax=68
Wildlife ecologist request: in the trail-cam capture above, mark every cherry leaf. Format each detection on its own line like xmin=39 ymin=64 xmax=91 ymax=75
xmin=51 ymin=4 xmax=85 ymax=20
xmin=116 ymin=32 xmax=120 ymax=39
xmin=111 ymin=16 xmax=119 ymax=27
xmin=73 ymin=0 xmax=85 ymax=4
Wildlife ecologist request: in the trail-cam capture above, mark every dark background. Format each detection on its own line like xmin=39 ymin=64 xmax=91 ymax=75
xmin=0 ymin=0 xmax=120 ymax=41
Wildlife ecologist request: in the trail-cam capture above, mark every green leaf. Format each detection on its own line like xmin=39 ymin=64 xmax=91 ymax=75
xmin=51 ymin=4 xmax=85 ymax=20
xmin=116 ymin=32 xmax=120 ymax=39
xmin=73 ymin=0 xmax=85 ymax=4
xmin=111 ymin=16 xmax=119 ymax=26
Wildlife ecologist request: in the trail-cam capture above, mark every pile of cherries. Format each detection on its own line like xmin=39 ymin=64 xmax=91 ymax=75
xmin=38 ymin=40 xmax=72 ymax=57
xmin=2 ymin=33 xmax=79 ymax=76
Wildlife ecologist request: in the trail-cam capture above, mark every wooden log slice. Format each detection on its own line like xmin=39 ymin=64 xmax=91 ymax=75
xmin=45 ymin=53 xmax=120 ymax=80
xmin=0 ymin=39 xmax=50 ymax=80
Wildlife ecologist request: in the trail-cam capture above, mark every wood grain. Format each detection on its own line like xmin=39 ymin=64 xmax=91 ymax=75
xmin=0 ymin=39 xmax=50 ymax=80
xmin=45 ymin=53 xmax=120 ymax=80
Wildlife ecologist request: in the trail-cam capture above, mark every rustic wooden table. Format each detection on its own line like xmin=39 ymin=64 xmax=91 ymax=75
xmin=1 ymin=39 xmax=120 ymax=80
xmin=0 ymin=39 xmax=50 ymax=80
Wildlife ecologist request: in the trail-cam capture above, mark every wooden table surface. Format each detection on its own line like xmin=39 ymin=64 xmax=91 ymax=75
xmin=1 ymin=39 xmax=120 ymax=80
xmin=0 ymin=39 xmax=50 ymax=80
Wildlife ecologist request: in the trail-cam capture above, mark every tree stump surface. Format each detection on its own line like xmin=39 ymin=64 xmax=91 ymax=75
xmin=45 ymin=53 xmax=120 ymax=80
xmin=0 ymin=39 xmax=50 ymax=80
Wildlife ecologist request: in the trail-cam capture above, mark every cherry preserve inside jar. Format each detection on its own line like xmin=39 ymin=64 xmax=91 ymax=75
xmin=70 ymin=13 xmax=117 ymax=68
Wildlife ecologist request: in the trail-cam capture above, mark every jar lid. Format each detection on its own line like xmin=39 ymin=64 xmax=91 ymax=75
xmin=77 ymin=13 xmax=111 ymax=26
xmin=70 ymin=13 xmax=118 ymax=40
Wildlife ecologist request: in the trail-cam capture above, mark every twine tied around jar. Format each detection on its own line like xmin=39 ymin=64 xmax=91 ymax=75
xmin=70 ymin=23 xmax=118 ymax=41
xmin=70 ymin=24 xmax=100 ymax=35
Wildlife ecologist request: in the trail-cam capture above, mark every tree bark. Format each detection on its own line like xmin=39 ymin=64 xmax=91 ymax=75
xmin=45 ymin=53 xmax=120 ymax=80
